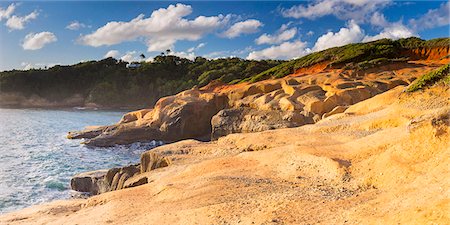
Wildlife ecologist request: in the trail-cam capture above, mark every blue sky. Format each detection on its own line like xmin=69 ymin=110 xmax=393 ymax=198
xmin=0 ymin=1 xmax=449 ymax=71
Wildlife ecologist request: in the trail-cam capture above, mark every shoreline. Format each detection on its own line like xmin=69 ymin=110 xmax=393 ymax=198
xmin=1 ymin=84 xmax=449 ymax=224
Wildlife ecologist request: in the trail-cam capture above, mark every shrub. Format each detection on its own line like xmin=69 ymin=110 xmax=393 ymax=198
xmin=407 ymin=64 xmax=450 ymax=92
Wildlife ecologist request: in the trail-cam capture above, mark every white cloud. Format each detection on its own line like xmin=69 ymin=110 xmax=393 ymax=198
xmin=22 ymin=32 xmax=57 ymax=50
xmin=255 ymin=24 xmax=297 ymax=45
xmin=370 ymin=11 xmax=388 ymax=27
xmin=5 ymin=10 xmax=38 ymax=30
xmin=313 ymin=20 xmax=364 ymax=51
xmin=306 ymin=31 xmax=314 ymax=36
xmin=281 ymin=0 xmax=391 ymax=22
xmin=120 ymin=51 xmax=140 ymax=62
xmin=204 ymin=50 xmax=230 ymax=59
xmin=247 ymin=40 xmax=311 ymax=60
xmin=363 ymin=22 xmax=416 ymax=42
xmin=104 ymin=50 xmax=120 ymax=58
xmin=0 ymin=3 xmax=16 ymax=21
xmin=409 ymin=2 xmax=450 ymax=31
xmin=21 ymin=62 xmax=34 ymax=70
xmin=79 ymin=4 xmax=230 ymax=52
xmin=170 ymin=51 xmax=196 ymax=60
xmin=66 ymin=21 xmax=87 ymax=30
xmin=222 ymin=19 xmax=263 ymax=38
xmin=364 ymin=12 xmax=416 ymax=42
xmin=187 ymin=42 xmax=206 ymax=52
xmin=21 ymin=62 xmax=58 ymax=70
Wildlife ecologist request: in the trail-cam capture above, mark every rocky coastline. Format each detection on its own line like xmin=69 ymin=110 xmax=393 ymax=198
xmin=66 ymin=59 xmax=445 ymax=197
xmin=1 ymin=54 xmax=449 ymax=224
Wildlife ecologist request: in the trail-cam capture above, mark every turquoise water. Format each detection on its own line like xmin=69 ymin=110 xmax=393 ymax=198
xmin=0 ymin=108 xmax=160 ymax=214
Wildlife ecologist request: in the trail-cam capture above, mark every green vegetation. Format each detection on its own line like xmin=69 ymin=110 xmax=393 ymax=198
xmin=240 ymin=37 xmax=450 ymax=83
xmin=0 ymin=56 xmax=280 ymax=108
xmin=1 ymin=37 xmax=447 ymax=108
xmin=406 ymin=64 xmax=450 ymax=92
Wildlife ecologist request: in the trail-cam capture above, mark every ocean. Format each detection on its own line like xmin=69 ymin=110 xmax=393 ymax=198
xmin=0 ymin=108 xmax=159 ymax=214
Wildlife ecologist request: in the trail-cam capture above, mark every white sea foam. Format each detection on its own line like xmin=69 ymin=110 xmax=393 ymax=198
xmin=0 ymin=108 xmax=160 ymax=214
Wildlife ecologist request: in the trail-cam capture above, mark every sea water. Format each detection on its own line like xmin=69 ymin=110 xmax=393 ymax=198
xmin=0 ymin=108 xmax=160 ymax=214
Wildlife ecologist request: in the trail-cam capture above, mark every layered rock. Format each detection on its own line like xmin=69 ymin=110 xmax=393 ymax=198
xmin=70 ymin=88 xmax=228 ymax=147
xmin=4 ymin=84 xmax=450 ymax=225
xmin=70 ymin=153 xmax=170 ymax=195
xmin=68 ymin=61 xmax=443 ymax=146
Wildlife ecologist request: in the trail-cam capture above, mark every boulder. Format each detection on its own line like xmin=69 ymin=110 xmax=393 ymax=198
xmin=322 ymin=105 xmax=349 ymax=119
xmin=74 ymin=89 xmax=229 ymax=147
xmin=108 ymin=164 xmax=141 ymax=191
xmin=70 ymin=170 xmax=109 ymax=195
xmin=67 ymin=126 xmax=106 ymax=139
xmin=211 ymin=107 xmax=313 ymax=140
xmin=140 ymin=152 xmax=170 ymax=173
xmin=119 ymin=109 xmax=152 ymax=124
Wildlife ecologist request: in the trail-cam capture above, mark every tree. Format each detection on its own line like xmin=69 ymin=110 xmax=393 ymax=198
xmin=140 ymin=54 xmax=146 ymax=59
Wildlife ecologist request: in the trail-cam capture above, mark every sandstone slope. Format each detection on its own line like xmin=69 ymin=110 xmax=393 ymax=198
xmin=2 ymin=83 xmax=449 ymax=225
xmin=68 ymin=60 xmax=446 ymax=147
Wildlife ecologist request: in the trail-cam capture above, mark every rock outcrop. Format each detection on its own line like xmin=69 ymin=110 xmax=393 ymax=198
xmin=70 ymin=152 xmax=170 ymax=195
xmin=4 ymin=84 xmax=450 ymax=225
xmin=69 ymin=61 xmax=445 ymax=147
xmin=70 ymin=88 xmax=228 ymax=147
xmin=70 ymin=170 xmax=109 ymax=195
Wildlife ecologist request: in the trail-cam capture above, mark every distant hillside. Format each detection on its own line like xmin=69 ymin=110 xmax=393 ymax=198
xmin=240 ymin=37 xmax=450 ymax=83
xmin=0 ymin=37 xmax=448 ymax=108
xmin=0 ymin=57 xmax=281 ymax=108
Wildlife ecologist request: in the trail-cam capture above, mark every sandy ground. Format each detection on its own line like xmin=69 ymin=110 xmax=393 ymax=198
xmin=1 ymin=82 xmax=449 ymax=225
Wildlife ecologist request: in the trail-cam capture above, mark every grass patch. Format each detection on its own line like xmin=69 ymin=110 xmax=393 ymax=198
xmin=407 ymin=64 xmax=450 ymax=92
xmin=241 ymin=37 xmax=450 ymax=83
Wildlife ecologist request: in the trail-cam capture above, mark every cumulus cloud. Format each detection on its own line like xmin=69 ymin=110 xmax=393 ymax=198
xmin=313 ymin=20 xmax=364 ymax=51
xmin=66 ymin=21 xmax=87 ymax=30
xmin=306 ymin=31 xmax=314 ymax=36
xmin=170 ymin=51 xmax=196 ymax=60
xmin=104 ymin=50 xmax=120 ymax=58
xmin=0 ymin=3 xmax=38 ymax=30
xmin=79 ymin=4 xmax=231 ymax=52
xmin=222 ymin=19 xmax=263 ymax=38
xmin=409 ymin=1 xmax=450 ymax=31
xmin=247 ymin=40 xmax=311 ymax=60
xmin=0 ymin=3 xmax=16 ymax=21
xmin=21 ymin=62 xmax=58 ymax=70
xmin=187 ymin=42 xmax=206 ymax=52
xmin=364 ymin=12 xmax=416 ymax=42
xmin=363 ymin=22 xmax=416 ymax=42
xmin=6 ymin=11 xmax=38 ymax=30
xmin=22 ymin=32 xmax=57 ymax=50
xmin=281 ymin=0 xmax=391 ymax=22
xmin=120 ymin=51 xmax=141 ymax=62
xmin=255 ymin=24 xmax=297 ymax=45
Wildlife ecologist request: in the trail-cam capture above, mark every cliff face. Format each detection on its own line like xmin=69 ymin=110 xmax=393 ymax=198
xmin=405 ymin=46 xmax=450 ymax=60
xmin=68 ymin=59 xmax=447 ymax=146
xmin=2 ymin=83 xmax=449 ymax=225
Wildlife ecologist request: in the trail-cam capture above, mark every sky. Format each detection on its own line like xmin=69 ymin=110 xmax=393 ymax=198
xmin=0 ymin=0 xmax=449 ymax=71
